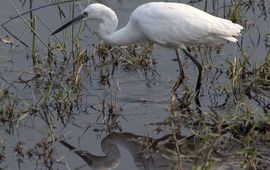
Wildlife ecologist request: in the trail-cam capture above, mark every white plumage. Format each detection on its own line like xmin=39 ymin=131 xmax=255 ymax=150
xmin=52 ymin=2 xmax=243 ymax=103
xmin=131 ymin=3 xmax=243 ymax=46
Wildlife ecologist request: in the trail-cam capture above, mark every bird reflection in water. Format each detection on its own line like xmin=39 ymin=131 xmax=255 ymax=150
xmin=60 ymin=132 xmax=188 ymax=170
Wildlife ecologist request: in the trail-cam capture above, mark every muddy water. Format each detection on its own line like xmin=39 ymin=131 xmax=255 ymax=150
xmin=0 ymin=0 xmax=269 ymax=170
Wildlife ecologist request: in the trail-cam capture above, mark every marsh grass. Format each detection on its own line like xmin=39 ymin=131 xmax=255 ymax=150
xmin=158 ymin=45 xmax=270 ymax=169
xmin=165 ymin=103 xmax=270 ymax=169
xmin=225 ymin=52 xmax=270 ymax=113
xmin=14 ymin=136 xmax=57 ymax=169
xmin=0 ymin=0 xmax=270 ymax=169
xmin=0 ymin=90 xmax=16 ymax=128
xmin=94 ymin=42 xmax=156 ymax=72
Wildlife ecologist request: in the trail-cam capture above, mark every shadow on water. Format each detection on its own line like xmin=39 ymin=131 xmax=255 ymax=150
xmin=0 ymin=0 xmax=270 ymax=169
xmin=60 ymin=132 xmax=178 ymax=170
xmin=59 ymin=132 xmax=247 ymax=170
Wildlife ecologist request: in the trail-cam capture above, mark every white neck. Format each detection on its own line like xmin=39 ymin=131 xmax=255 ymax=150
xmin=96 ymin=8 xmax=118 ymax=39
xmin=96 ymin=7 xmax=145 ymax=46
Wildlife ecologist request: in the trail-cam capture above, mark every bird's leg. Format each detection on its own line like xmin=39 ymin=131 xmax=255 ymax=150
xmin=182 ymin=49 xmax=203 ymax=107
xmin=171 ymin=49 xmax=185 ymax=113
xmin=173 ymin=49 xmax=185 ymax=91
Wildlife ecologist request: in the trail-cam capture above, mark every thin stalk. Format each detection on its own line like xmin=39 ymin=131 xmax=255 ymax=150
xmin=2 ymin=0 xmax=82 ymax=47
xmin=35 ymin=15 xmax=67 ymax=57
xmin=72 ymin=0 xmax=75 ymax=58
xmin=8 ymin=0 xmax=51 ymax=50
xmin=41 ymin=82 xmax=55 ymax=142
xmin=1 ymin=0 xmax=82 ymax=26
xmin=204 ymin=0 xmax=208 ymax=12
xmin=31 ymin=16 xmax=38 ymax=70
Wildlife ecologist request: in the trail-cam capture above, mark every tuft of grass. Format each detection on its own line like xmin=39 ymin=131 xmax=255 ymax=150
xmin=94 ymin=42 xmax=156 ymax=72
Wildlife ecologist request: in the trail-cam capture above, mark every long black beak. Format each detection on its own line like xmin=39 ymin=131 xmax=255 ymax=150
xmin=51 ymin=12 xmax=88 ymax=35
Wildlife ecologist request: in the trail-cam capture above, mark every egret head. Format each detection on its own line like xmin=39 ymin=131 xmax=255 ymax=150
xmin=82 ymin=3 xmax=111 ymax=20
xmin=51 ymin=3 xmax=118 ymax=35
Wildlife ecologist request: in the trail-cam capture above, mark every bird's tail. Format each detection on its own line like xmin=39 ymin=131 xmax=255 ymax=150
xmin=232 ymin=23 xmax=244 ymax=36
xmin=219 ymin=23 xmax=243 ymax=43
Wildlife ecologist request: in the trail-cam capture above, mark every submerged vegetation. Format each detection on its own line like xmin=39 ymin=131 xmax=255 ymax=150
xmin=0 ymin=0 xmax=269 ymax=169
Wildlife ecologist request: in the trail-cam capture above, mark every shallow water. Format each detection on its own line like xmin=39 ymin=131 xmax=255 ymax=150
xmin=0 ymin=0 xmax=269 ymax=169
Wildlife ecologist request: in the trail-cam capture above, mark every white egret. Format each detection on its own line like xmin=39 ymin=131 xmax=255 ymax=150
xmin=52 ymin=2 xmax=243 ymax=103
